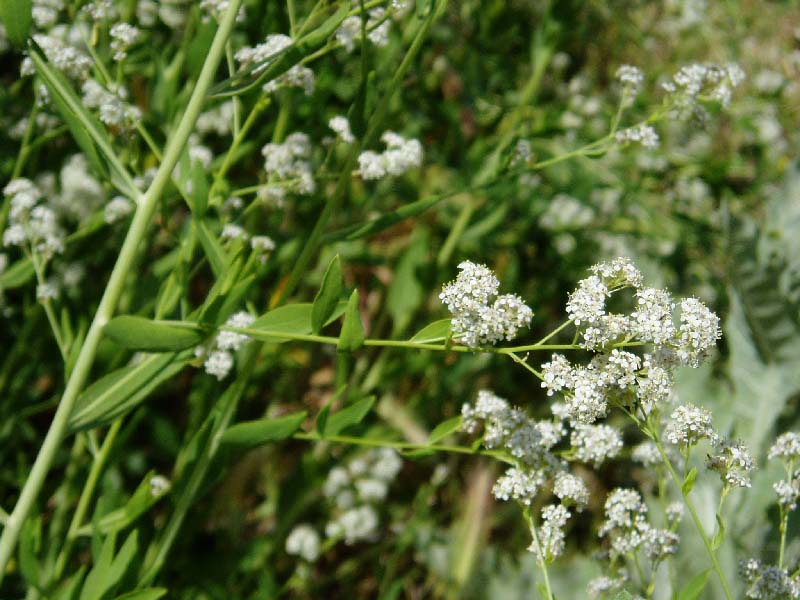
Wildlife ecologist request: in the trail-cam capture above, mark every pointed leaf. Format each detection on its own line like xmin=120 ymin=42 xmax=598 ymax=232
xmin=428 ymin=416 xmax=463 ymax=445
xmin=311 ymin=255 xmax=342 ymax=334
xmin=682 ymin=467 xmax=698 ymax=495
xmin=677 ymin=570 xmax=710 ymax=600
xmin=0 ymin=0 xmax=32 ymax=46
xmin=410 ymin=319 xmax=452 ymax=343
xmin=221 ymin=411 xmax=307 ymax=449
xmin=322 ymin=396 xmax=375 ymax=437
xmin=113 ymin=590 xmax=168 ymax=600
xmin=0 ymin=257 xmax=35 ymax=288
xmin=195 ymin=220 xmax=228 ymax=277
xmin=104 ymin=316 xmax=205 ymax=352
xmin=69 ymin=352 xmax=192 ymax=433
xmin=338 ymin=290 xmax=364 ymax=352
xmin=79 ymin=471 xmax=170 ymax=536
xmin=28 ymin=42 xmax=138 ymax=198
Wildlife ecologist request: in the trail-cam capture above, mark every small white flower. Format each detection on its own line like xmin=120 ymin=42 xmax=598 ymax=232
xmin=285 ymin=524 xmax=321 ymax=562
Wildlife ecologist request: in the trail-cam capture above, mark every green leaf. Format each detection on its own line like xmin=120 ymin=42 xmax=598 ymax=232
xmin=338 ymin=290 xmax=364 ymax=352
xmin=19 ymin=516 xmax=41 ymax=591
xmin=188 ymin=154 xmax=209 ymax=217
xmin=80 ymin=531 xmax=138 ymax=600
xmin=677 ymin=570 xmax=710 ymax=600
xmin=387 ymin=230 xmax=428 ymax=333
xmin=69 ymin=352 xmax=192 ymax=433
xmin=0 ymin=0 xmax=32 ymax=47
xmin=0 ymin=257 xmax=35 ymax=288
xmin=195 ymin=220 xmax=228 ymax=278
xmin=682 ymin=467 xmax=697 ymax=495
xmin=311 ymin=255 xmax=343 ymax=334
xmin=113 ymin=590 xmax=168 ymax=600
xmin=51 ymin=568 xmax=86 ymax=600
xmin=322 ymin=396 xmax=375 ymax=437
xmin=410 ymin=319 xmax=452 ymax=343
xmin=78 ymin=471 xmax=170 ymax=536
xmin=220 ymin=411 xmax=307 ymax=449
xmin=250 ymin=303 xmax=313 ymax=337
xmin=711 ymin=513 xmax=726 ymax=550
xmin=104 ymin=316 xmax=205 ymax=352
xmin=28 ymin=42 xmax=138 ymax=198
xmin=612 ymin=592 xmax=634 ymax=600
xmin=428 ymin=416 xmax=463 ymax=444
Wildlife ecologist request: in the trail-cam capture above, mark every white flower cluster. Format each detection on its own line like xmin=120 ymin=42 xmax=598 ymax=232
xmin=328 ymin=115 xmax=355 ymax=143
xmin=663 ymin=62 xmax=745 ymax=115
xmin=109 ymin=23 xmax=140 ymax=61
xmin=615 ymin=124 xmax=660 ymax=149
xmin=357 ymin=131 xmax=423 ymax=180
xmin=261 ymin=132 xmax=315 ymax=195
xmin=32 ymin=0 xmax=64 ymax=30
xmin=104 ymin=196 xmax=134 ymax=224
xmin=542 ymin=257 xmax=721 ymax=424
xmin=285 ymin=524 xmax=321 ymax=562
xmin=2 ymin=178 xmax=65 ymax=260
xmin=197 ymin=311 xmax=255 ymax=380
xmin=570 ymin=423 xmax=623 ymax=466
xmin=198 ymin=0 xmax=246 ymax=23
xmin=439 ymin=261 xmax=533 ymax=347
xmin=706 ymin=438 xmax=754 ymax=488
xmin=599 ymin=488 xmax=679 ymax=561
xmin=739 ymin=558 xmax=800 ymax=600
xmin=664 ymin=403 xmax=717 ymax=449
xmin=235 ymin=34 xmax=314 ymax=95
xmin=82 ymin=79 xmax=142 ymax=130
xmin=22 ymin=33 xmax=92 ymax=81
xmin=538 ymin=194 xmax=595 ymax=231
xmin=336 ymin=7 xmax=399 ymax=53
xmin=616 ymin=64 xmax=644 ymax=96
xmin=769 ymin=432 xmax=800 ymax=512
xmin=535 ymin=504 xmax=571 ymax=561
xmin=323 ymin=448 xmax=402 ymax=545
xmin=196 ymin=101 xmax=236 ymax=138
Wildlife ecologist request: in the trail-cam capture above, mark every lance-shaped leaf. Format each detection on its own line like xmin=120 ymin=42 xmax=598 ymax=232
xmin=28 ymin=41 xmax=139 ymax=199
xmin=221 ymin=411 xmax=307 ymax=449
xmin=0 ymin=0 xmax=32 ymax=47
xmin=321 ymin=396 xmax=375 ymax=437
xmin=338 ymin=290 xmax=364 ymax=352
xmin=410 ymin=319 xmax=452 ymax=343
xmin=77 ymin=471 xmax=171 ymax=537
xmin=104 ymin=316 xmax=205 ymax=352
xmin=311 ymin=255 xmax=343 ymax=334
xmin=428 ymin=416 xmax=463 ymax=445
xmin=68 ymin=352 xmax=192 ymax=433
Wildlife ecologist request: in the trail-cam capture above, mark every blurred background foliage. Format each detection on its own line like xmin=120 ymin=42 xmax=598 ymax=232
xmin=1 ymin=0 xmax=800 ymax=597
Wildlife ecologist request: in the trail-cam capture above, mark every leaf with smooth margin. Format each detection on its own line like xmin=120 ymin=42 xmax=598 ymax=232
xmin=221 ymin=411 xmax=307 ymax=449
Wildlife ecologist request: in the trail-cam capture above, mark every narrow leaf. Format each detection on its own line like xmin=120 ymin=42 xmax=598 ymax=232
xmin=322 ymin=396 xmax=375 ymax=437
xmin=220 ymin=411 xmax=307 ymax=449
xmin=677 ymin=570 xmax=710 ymax=600
xmin=28 ymin=42 xmax=138 ymax=198
xmin=250 ymin=303 xmax=314 ymax=337
xmin=428 ymin=416 xmax=463 ymax=444
xmin=69 ymin=352 xmax=192 ymax=433
xmin=338 ymin=290 xmax=364 ymax=352
xmin=0 ymin=257 xmax=35 ymax=288
xmin=195 ymin=220 xmax=227 ymax=277
xmin=0 ymin=0 xmax=32 ymax=47
xmin=113 ymin=590 xmax=168 ymax=600
xmin=682 ymin=467 xmax=698 ymax=495
xmin=410 ymin=319 xmax=452 ymax=343
xmin=311 ymin=255 xmax=343 ymax=334
xmin=79 ymin=471 xmax=170 ymax=536
xmin=104 ymin=316 xmax=205 ymax=352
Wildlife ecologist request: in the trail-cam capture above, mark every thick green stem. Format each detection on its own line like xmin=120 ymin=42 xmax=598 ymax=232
xmin=0 ymin=0 xmax=244 ymax=580
xmin=653 ymin=436 xmax=733 ymax=599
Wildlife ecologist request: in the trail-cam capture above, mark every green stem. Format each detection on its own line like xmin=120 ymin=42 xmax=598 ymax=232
xmin=653 ymin=436 xmax=733 ymax=599
xmin=0 ymin=0 xmax=244 ymax=580
xmin=293 ymin=432 xmax=508 ymax=460
xmin=51 ymin=420 xmax=122 ymax=583
xmin=279 ymin=0 xmax=447 ymax=303
xmin=524 ymin=508 xmax=554 ymax=600
xmin=28 ymin=250 xmax=68 ymax=362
